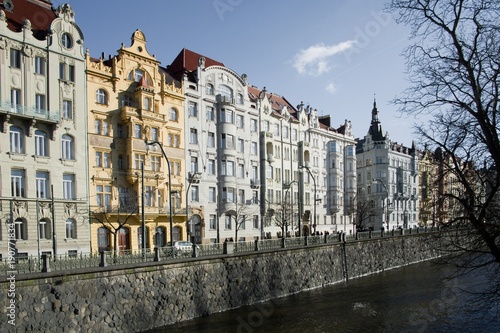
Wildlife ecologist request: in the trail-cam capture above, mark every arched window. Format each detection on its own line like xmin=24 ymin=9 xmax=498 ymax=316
xmin=128 ymin=69 xmax=150 ymax=84
xmin=206 ymin=84 xmax=214 ymax=95
xmin=61 ymin=134 xmax=74 ymax=160
xmin=34 ymin=130 xmax=48 ymax=156
xmin=10 ymin=126 xmax=24 ymax=153
xmin=118 ymin=227 xmax=130 ymax=252
xmin=169 ymin=108 xmax=178 ymax=121
xmin=219 ymin=84 xmax=233 ymax=100
xmin=96 ymin=89 xmax=107 ymax=104
xmin=39 ymin=218 xmax=51 ymax=240
xmin=98 ymin=227 xmax=110 ymax=252
xmin=65 ymin=218 xmax=77 ymax=239
xmin=154 ymin=226 xmax=166 ymax=247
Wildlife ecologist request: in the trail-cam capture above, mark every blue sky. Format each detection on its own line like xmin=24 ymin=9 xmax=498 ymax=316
xmin=63 ymin=0 xmax=417 ymax=146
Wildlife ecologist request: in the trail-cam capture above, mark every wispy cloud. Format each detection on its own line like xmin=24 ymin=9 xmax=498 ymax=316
xmin=325 ymin=82 xmax=337 ymax=94
xmin=292 ymin=41 xmax=355 ymax=76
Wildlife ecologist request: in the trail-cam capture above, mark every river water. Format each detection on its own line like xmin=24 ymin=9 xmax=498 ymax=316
xmin=145 ymin=259 xmax=499 ymax=333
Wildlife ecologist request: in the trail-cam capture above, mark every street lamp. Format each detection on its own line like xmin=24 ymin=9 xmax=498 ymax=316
xmin=299 ymin=165 xmax=317 ymax=235
xmin=145 ymin=140 xmax=174 ymax=246
xmin=373 ymin=178 xmax=389 ymax=230
xmin=283 ymin=180 xmax=298 ymax=237
xmin=186 ymin=171 xmax=201 ymax=243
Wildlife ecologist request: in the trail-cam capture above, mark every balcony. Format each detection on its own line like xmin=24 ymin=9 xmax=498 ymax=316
xmin=250 ymin=179 xmax=260 ymax=188
xmin=124 ymin=169 xmax=165 ymax=184
xmin=217 ymin=95 xmax=235 ymax=106
xmin=139 ymin=109 xmax=167 ymax=123
xmin=0 ymin=102 xmax=59 ymax=123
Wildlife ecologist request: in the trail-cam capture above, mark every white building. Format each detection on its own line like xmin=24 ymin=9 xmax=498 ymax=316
xmin=356 ymin=101 xmax=419 ymax=231
xmin=0 ymin=1 xmax=89 ymax=258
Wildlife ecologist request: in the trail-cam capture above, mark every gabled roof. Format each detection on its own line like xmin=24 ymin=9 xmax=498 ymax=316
xmin=2 ymin=0 xmax=57 ymax=40
xmin=248 ymin=85 xmax=298 ymax=120
xmin=167 ymin=48 xmax=224 ymax=81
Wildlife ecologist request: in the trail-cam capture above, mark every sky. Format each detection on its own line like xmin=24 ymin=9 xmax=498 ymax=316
xmin=62 ymin=0 xmax=418 ymax=146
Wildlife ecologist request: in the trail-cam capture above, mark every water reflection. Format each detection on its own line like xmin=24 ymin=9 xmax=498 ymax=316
xmin=146 ymin=259 xmax=499 ymax=333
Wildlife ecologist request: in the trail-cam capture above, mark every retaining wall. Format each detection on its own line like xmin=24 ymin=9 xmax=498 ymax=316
xmin=0 ymin=232 xmax=443 ymax=333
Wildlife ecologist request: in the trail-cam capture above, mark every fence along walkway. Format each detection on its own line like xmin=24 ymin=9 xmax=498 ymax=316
xmin=1 ymin=227 xmax=439 ymax=276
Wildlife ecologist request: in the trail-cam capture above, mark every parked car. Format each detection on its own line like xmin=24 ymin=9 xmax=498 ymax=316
xmin=172 ymin=241 xmax=198 ymax=252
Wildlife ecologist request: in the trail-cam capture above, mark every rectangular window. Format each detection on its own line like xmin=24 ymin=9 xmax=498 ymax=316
xmin=209 ymin=215 xmax=216 ymax=230
xmin=11 ymin=89 xmax=21 ymax=111
xmin=220 ymin=109 xmax=234 ymax=123
xmin=59 ymin=62 xmax=65 ymax=80
xmin=145 ymin=185 xmax=156 ymax=206
xmin=10 ymin=49 xmax=21 ymax=68
xmin=190 ymin=185 xmax=199 ymax=202
xmin=63 ymin=100 xmax=73 ymax=119
xmin=150 ymin=155 xmax=160 ymax=171
xmin=190 ymin=157 xmax=198 ymax=173
xmin=173 ymin=135 xmax=179 ymax=148
xmin=237 ymin=138 xmax=244 ymax=153
xmin=94 ymin=120 xmax=101 ymax=135
xmin=253 ymin=215 xmax=259 ymax=229
xmin=35 ymin=94 xmax=45 ymax=113
xmin=135 ymin=154 xmax=145 ymax=169
xmin=250 ymin=119 xmax=257 ymax=132
xmin=208 ymin=132 xmax=215 ymax=147
xmin=221 ymin=134 xmax=234 ymax=149
xmin=134 ymin=124 xmax=142 ymax=138
xmin=34 ymin=131 xmax=47 ymax=156
xmin=95 ymin=151 xmax=102 ymax=167
xmin=225 ymin=216 xmax=232 ymax=230
xmin=188 ymin=102 xmax=198 ymax=117
xmin=10 ymin=127 xmax=23 ymax=153
xmin=251 ymin=142 xmax=257 ymax=155
xmin=238 ymin=164 xmax=245 ymax=178
xmin=150 ymin=127 xmax=158 ymax=141
xmin=11 ymin=169 xmax=26 ymax=197
xmin=117 ymin=124 xmax=124 ymax=138
xmin=236 ymin=115 xmax=244 ymax=129
xmin=274 ymin=123 xmax=280 ymax=136
xmin=103 ymin=152 xmax=110 ymax=168
xmin=206 ymin=106 xmax=215 ymax=121
xmin=102 ymin=121 xmax=109 ymax=136
xmin=190 ymin=128 xmax=198 ymax=144
xmin=63 ymin=174 xmax=75 ymax=200
xmin=238 ymin=189 xmax=245 ymax=203
xmin=208 ymin=187 xmax=216 ymax=202
xmin=68 ymin=64 xmax=75 ymax=82
xmin=208 ymin=159 xmax=215 ymax=175
xmin=96 ymin=185 xmax=111 ymax=208
xmin=35 ymin=56 xmax=45 ymax=75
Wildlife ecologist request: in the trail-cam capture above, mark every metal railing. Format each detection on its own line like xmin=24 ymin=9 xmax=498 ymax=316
xmin=0 ymin=227 xmax=442 ymax=277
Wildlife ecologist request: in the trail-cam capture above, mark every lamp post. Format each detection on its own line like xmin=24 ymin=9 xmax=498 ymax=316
xmin=145 ymin=140 xmax=174 ymax=246
xmin=186 ymin=171 xmax=201 ymax=243
xmin=300 ymin=165 xmax=317 ymax=235
xmin=283 ymin=180 xmax=298 ymax=237
xmin=373 ymin=178 xmax=389 ymax=230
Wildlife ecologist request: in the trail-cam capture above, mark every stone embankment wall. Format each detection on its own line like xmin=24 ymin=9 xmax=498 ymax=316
xmin=0 ymin=233 xmax=442 ymax=333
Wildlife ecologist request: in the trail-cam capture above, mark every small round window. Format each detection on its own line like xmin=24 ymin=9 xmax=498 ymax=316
xmin=61 ymin=33 xmax=73 ymax=49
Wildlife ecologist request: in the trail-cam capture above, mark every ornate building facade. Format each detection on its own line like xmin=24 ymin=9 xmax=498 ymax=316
xmin=0 ymin=2 xmax=89 ymax=258
xmin=86 ymin=30 xmax=185 ymax=251
xmin=356 ymin=101 xmax=419 ymax=231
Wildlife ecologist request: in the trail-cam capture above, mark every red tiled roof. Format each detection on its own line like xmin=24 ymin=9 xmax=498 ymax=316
xmin=2 ymin=0 xmax=57 ymax=40
xmin=167 ymin=48 xmax=224 ymax=81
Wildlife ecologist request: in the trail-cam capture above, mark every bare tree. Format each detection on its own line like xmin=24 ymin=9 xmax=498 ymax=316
xmin=269 ymin=194 xmax=296 ymax=238
xmin=226 ymin=198 xmax=259 ymax=242
xmin=90 ymin=203 xmax=138 ymax=254
xmin=350 ymin=189 xmax=376 ymax=231
xmin=387 ymin=0 xmax=500 ymax=303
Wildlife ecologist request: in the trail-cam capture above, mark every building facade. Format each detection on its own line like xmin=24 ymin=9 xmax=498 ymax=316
xmin=356 ymin=101 xmax=419 ymax=231
xmin=0 ymin=2 xmax=89 ymax=258
xmin=86 ymin=30 xmax=185 ymax=252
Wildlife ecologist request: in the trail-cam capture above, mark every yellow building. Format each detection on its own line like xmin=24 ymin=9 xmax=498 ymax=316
xmin=86 ymin=30 xmax=185 ymax=252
